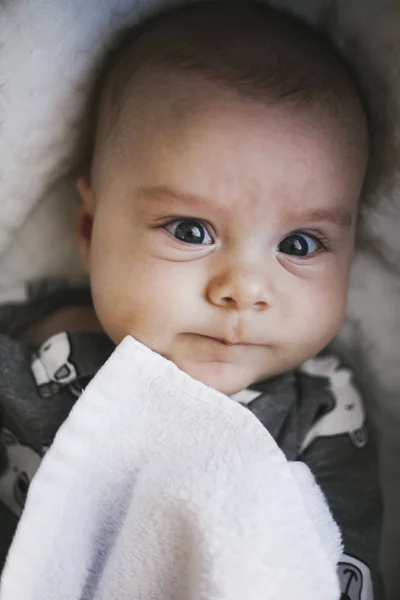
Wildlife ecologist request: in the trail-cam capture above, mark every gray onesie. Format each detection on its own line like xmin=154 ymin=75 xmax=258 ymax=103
xmin=0 ymin=281 xmax=383 ymax=599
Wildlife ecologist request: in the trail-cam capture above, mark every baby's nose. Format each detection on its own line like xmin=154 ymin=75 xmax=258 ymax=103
xmin=206 ymin=267 xmax=271 ymax=311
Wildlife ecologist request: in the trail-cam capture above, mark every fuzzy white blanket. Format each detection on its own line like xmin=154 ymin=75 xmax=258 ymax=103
xmin=0 ymin=0 xmax=400 ymax=596
xmin=0 ymin=337 xmax=342 ymax=600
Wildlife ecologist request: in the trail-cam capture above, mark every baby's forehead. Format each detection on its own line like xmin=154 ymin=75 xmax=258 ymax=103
xmin=100 ymin=69 xmax=366 ymax=182
xmin=110 ymin=88 xmax=363 ymax=222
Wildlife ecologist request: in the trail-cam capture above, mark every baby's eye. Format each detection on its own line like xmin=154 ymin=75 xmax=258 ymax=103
xmin=164 ymin=219 xmax=213 ymax=245
xmin=277 ymin=232 xmax=320 ymax=257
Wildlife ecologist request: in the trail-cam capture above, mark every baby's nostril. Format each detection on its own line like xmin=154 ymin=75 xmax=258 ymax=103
xmin=221 ymin=296 xmax=235 ymax=306
xmin=255 ymin=300 xmax=268 ymax=310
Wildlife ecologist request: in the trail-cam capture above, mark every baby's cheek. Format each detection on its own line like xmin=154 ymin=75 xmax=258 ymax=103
xmin=287 ymin=277 xmax=346 ymax=350
xmin=310 ymin=282 xmax=348 ymax=344
xmin=90 ymin=284 xmax=124 ymax=344
xmin=92 ymin=268 xmax=169 ymax=346
xmin=87 ymin=263 xmax=131 ymax=343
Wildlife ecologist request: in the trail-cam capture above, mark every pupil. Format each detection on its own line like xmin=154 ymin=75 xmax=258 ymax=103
xmin=175 ymin=221 xmax=204 ymax=244
xmin=281 ymin=235 xmax=308 ymax=256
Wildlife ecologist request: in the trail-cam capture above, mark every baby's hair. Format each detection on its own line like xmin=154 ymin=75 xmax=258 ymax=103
xmin=88 ymin=1 xmax=368 ymax=176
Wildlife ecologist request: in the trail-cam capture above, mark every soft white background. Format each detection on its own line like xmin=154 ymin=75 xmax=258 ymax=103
xmin=1 ymin=0 xmax=399 ymax=595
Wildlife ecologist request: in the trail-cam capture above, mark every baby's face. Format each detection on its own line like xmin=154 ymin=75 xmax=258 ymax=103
xmin=78 ymin=96 xmax=365 ymax=395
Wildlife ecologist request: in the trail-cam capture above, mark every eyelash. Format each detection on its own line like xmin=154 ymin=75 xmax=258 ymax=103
xmin=304 ymin=232 xmax=332 ymax=252
xmin=162 ymin=218 xmax=215 ymax=245
xmin=291 ymin=231 xmax=331 ymax=251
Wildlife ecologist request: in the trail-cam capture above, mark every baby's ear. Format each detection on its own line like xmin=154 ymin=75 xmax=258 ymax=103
xmin=76 ymin=176 xmax=95 ymax=273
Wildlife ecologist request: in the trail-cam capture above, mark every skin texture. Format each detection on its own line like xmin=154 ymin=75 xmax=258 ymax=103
xmin=77 ymin=89 xmax=366 ymax=396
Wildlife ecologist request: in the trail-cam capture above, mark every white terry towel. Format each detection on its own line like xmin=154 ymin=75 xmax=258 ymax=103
xmin=0 ymin=336 xmax=342 ymax=600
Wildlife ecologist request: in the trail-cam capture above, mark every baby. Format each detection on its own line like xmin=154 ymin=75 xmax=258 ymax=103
xmin=0 ymin=2 xmax=383 ymax=597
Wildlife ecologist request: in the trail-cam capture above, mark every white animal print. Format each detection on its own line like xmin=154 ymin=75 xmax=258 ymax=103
xmin=31 ymin=332 xmax=77 ymax=397
xmin=300 ymin=356 xmax=366 ymax=452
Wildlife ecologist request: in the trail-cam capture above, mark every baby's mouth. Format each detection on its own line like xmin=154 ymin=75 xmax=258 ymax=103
xmin=181 ymin=333 xmax=262 ymax=365
xmin=201 ymin=334 xmax=244 ymax=347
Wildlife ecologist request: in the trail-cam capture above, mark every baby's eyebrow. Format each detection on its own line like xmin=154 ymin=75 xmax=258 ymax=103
xmin=137 ymin=185 xmax=210 ymax=208
xmin=295 ymin=208 xmax=353 ymax=228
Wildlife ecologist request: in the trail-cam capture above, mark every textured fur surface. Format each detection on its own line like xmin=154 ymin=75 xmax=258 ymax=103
xmin=0 ymin=0 xmax=400 ymax=596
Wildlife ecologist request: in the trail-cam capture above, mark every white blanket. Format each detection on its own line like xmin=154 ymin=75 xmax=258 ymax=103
xmin=0 ymin=336 xmax=342 ymax=600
